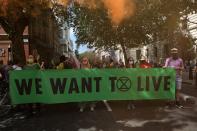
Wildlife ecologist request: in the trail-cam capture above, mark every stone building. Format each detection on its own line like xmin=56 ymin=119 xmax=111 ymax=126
xmin=29 ymin=10 xmax=73 ymax=63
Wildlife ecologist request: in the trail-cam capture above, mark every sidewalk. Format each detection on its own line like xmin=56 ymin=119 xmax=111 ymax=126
xmin=180 ymin=71 xmax=196 ymax=106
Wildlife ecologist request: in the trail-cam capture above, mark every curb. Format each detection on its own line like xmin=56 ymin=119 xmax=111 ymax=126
xmin=182 ymin=81 xmax=193 ymax=85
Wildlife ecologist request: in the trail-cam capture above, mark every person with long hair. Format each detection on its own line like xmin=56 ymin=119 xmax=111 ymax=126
xmin=79 ymin=57 xmax=95 ymax=112
xmin=126 ymin=57 xmax=135 ymax=68
xmin=126 ymin=57 xmax=135 ymax=110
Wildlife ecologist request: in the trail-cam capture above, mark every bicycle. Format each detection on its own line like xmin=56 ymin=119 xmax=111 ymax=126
xmin=0 ymin=80 xmax=12 ymax=117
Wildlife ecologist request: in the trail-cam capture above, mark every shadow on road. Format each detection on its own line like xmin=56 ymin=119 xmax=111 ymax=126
xmin=0 ymin=100 xmax=197 ymax=131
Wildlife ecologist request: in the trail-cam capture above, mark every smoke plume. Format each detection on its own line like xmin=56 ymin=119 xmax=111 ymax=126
xmin=102 ymin=0 xmax=136 ymax=25
xmin=75 ymin=0 xmax=136 ymax=25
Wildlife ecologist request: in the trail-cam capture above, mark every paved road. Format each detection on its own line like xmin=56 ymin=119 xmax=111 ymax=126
xmin=0 ymin=83 xmax=196 ymax=131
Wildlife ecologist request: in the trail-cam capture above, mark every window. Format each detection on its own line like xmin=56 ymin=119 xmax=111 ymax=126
xmin=0 ymin=48 xmax=5 ymax=57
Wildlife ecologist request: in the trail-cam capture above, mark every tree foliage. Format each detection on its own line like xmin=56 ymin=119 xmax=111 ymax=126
xmin=0 ymin=0 xmax=68 ymax=63
xmin=70 ymin=0 xmax=197 ymax=62
xmin=0 ymin=0 xmax=197 ymax=63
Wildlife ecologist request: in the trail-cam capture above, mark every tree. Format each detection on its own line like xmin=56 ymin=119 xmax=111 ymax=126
xmin=70 ymin=0 xmax=197 ymax=63
xmin=175 ymin=33 xmax=196 ymax=61
xmin=0 ymin=0 xmax=68 ymax=63
xmin=70 ymin=0 xmax=151 ymax=63
xmin=1 ymin=0 xmax=196 ymax=63
xmin=0 ymin=0 xmax=48 ymax=63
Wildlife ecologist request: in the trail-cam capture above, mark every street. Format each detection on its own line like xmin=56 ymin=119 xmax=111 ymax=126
xmin=0 ymin=79 xmax=196 ymax=131
xmin=1 ymin=1 xmax=197 ymax=131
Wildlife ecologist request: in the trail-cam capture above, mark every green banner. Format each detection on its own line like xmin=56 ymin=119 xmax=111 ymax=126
xmin=9 ymin=68 xmax=176 ymax=105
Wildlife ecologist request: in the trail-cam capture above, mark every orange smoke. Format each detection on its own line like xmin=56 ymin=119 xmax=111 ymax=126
xmin=75 ymin=0 xmax=97 ymax=9
xmin=103 ymin=0 xmax=136 ymax=25
xmin=75 ymin=0 xmax=136 ymax=25
xmin=57 ymin=0 xmax=69 ymax=6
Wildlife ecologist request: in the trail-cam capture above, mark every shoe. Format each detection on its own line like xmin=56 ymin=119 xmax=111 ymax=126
xmin=90 ymin=106 xmax=94 ymax=111
xmin=127 ymin=104 xmax=135 ymax=110
xmin=175 ymin=101 xmax=183 ymax=109
xmin=176 ymin=104 xmax=183 ymax=109
xmin=127 ymin=105 xmax=131 ymax=110
xmin=131 ymin=104 xmax=135 ymax=109
xmin=165 ymin=101 xmax=175 ymax=109
xmin=80 ymin=107 xmax=84 ymax=112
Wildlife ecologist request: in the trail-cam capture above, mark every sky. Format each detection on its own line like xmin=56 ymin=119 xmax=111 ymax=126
xmin=69 ymin=28 xmax=88 ymax=53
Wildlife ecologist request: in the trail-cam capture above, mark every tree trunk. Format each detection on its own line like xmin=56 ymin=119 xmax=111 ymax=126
xmin=10 ymin=34 xmax=26 ymax=64
xmin=121 ymin=43 xmax=128 ymax=65
xmin=0 ymin=17 xmax=28 ymax=65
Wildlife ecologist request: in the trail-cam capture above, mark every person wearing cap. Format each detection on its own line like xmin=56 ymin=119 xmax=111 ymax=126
xmin=164 ymin=48 xmax=184 ymax=108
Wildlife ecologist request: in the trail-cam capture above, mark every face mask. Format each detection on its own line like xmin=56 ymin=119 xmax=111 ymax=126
xmin=129 ymin=61 xmax=134 ymax=64
xmin=28 ymin=59 xmax=34 ymax=64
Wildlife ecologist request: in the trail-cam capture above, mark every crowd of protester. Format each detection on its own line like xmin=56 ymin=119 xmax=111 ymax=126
xmin=0 ymin=48 xmax=197 ymax=114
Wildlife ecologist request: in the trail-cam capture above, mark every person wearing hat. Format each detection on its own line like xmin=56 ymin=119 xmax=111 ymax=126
xmin=139 ymin=56 xmax=152 ymax=68
xmin=164 ymin=48 xmax=184 ymax=108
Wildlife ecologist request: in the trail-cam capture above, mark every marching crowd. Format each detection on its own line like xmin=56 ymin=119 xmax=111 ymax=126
xmin=0 ymin=48 xmax=197 ymax=114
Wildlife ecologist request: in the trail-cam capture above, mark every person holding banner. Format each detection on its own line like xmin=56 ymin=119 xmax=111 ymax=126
xmin=126 ymin=57 xmax=135 ymax=68
xmin=164 ymin=48 xmax=184 ymax=108
xmin=126 ymin=57 xmax=136 ymax=110
xmin=23 ymin=55 xmax=41 ymax=114
xmin=139 ymin=56 xmax=152 ymax=68
xmin=79 ymin=57 xmax=96 ymax=112
xmin=23 ymin=55 xmax=41 ymax=70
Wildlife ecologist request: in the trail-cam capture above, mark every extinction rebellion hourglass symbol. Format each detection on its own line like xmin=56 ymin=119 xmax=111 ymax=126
xmin=116 ymin=77 xmax=132 ymax=92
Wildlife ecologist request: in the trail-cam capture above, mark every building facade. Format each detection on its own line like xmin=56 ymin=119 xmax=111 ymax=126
xmin=188 ymin=14 xmax=197 ymax=62
xmin=29 ymin=10 xmax=73 ymax=63
xmin=0 ymin=25 xmax=29 ymax=64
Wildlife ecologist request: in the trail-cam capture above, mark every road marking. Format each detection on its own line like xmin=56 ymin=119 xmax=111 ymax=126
xmin=103 ymin=100 xmax=112 ymax=112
